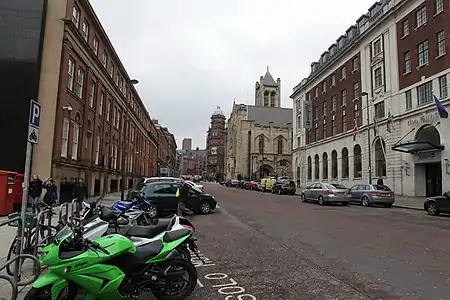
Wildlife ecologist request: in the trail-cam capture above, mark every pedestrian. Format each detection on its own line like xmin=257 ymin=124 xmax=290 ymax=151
xmin=73 ymin=178 xmax=88 ymax=211
xmin=296 ymin=179 xmax=300 ymax=188
xmin=377 ymin=176 xmax=384 ymax=186
xmin=177 ymin=176 xmax=192 ymax=215
xmin=29 ymin=174 xmax=43 ymax=214
xmin=42 ymin=178 xmax=58 ymax=207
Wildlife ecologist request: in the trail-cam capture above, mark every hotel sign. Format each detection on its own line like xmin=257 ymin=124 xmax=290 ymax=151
xmin=303 ymin=100 xmax=312 ymax=129
xmin=407 ymin=112 xmax=439 ymax=127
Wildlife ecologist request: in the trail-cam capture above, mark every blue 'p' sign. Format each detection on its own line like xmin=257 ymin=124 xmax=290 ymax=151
xmin=29 ymin=99 xmax=41 ymax=128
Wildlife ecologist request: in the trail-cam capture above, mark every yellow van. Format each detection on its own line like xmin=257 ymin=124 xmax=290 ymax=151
xmin=259 ymin=178 xmax=276 ymax=192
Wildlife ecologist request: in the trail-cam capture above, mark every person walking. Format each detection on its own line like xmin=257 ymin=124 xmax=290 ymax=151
xmin=177 ymin=177 xmax=191 ymax=215
xmin=73 ymin=178 xmax=88 ymax=211
xmin=29 ymin=174 xmax=43 ymax=214
xmin=42 ymin=178 xmax=58 ymax=207
xmin=377 ymin=176 xmax=384 ymax=186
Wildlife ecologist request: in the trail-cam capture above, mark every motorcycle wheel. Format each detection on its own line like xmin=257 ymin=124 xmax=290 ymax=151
xmin=176 ymin=245 xmax=191 ymax=261
xmin=151 ymin=258 xmax=197 ymax=300
xmin=23 ymin=283 xmax=77 ymax=300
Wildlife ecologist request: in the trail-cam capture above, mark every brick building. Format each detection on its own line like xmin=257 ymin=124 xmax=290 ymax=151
xmin=206 ymin=107 xmax=227 ymax=181
xmin=153 ymin=120 xmax=177 ymax=176
xmin=182 ymin=138 xmax=192 ymax=151
xmin=4 ymin=0 xmax=174 ymax=196
xmin=292 ymin=0 xmax=450 ymax=197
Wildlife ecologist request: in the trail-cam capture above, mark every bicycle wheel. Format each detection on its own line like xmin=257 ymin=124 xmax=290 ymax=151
xmin=5 ymin=238 xmax=26 ymax=276
xmin=0 ymin=274 xmax=18 ymax=300
xmin=4 ymin=254 xmax=40 ymax=287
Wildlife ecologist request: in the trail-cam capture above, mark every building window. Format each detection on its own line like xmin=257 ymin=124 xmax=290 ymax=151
xmin=341 ymin=148 xmax=349 ymax=179
xmin=402 ymin=20 xmax=409 ymax=37
xmin=314 ymin=154 xmax=319 ymax=180
xmin=416 ymin=6 xmax=427 ymax=28
xmin=352 ymin=57 xmax=359 ymax=71
xmin=341 ymin=66 xmax=346 ymax=80
xmin=98 ymin=90 xmax=104 ymax=115
xmin=439 ymin=75 xmax=448 ymax=99
xmin=405 ymin=90 xmax=412 ymax=110
xmin=258 ymin=136 xmax=264 ymax=153
xmin=437 ymin=30 xmax=445 ymax=57
xmin=322 ymin=152 xmax=328 ymax=179
xmin=67 ymin=57 xmax=75 ymax=91
xmin=353 ymin=145 xmax=362 ymax=178
xmin=353 ymin=82 xmax=359 ymax=99
xmin=109 ymin=64 xmax=114 ymax=78
xmin=322 ymin=122 xmax=327 ymax=139
xmin=314 ymin=127 xmax=319 ymax=142
xmin=417 ymin=81 xmax=433 ymax=106
xmin=76 ymin=67 xmax=85 ymax=98
xmin=332 ymin=119 xmax=336 ymax=136
xmin=93 ymin=37 xmax=99 ymax=55
xmin=341 ymin=89 xmax=347 ymax=106
xmin=72 ymin=5 xmax=80 ymax=28
xmin=72 ymin=123 xmax=80 ymax=159
xmin=331 ymin=150 xmax=337 ymax=179
xmin=331 ymin=74 xmax=336 ymax=86
xmin=342 ymin=115 xmax=348 ymax=131
xmin=373 ymin=39 xmax=382 ymax=55
xmin=404 ymin=51 xmax=411 ymax=73
xmin=277 ymin=136 xmax=283 ymax=154
xmin=315 ymin=87 xmax=319 ymax=98
xmin=354 ymin=106 xmax=360 ymax=125
xmin=113 ymin=107 xmax=117 ymax=128
xmin=61 ymin=118 xmax=69 ymax=157
xmin=322 ymin=81 xmax=326 ymax=92
xmin=418 ymin=40 xmax=429 ymax=66
xmin=375 ymin=138 xmax=387 ymax=177
xmin=82 ymin=20 xmax=89 ymax=41
xmin=307 ymin=156 xmax=312 ymax=180
xmin=106 ymin=99 xmax=111 ymax=121
xmin=435 ymin=0 xmax=444 ymax=14
xmin=102 ymin=52 xmax=108 ymax=68
xmin=374 ymin=101 xmax=385 ymax=119
xmin=115 ymin=72 xmax=119 ymax=85
xmin=322 ymin=101 xmax=327 ymax=116
xmin=374 ymin=67 xmax=383 ymax=88
xmin=314 ymin=106 xmax=318 ymax=119
xmin=88 ymin=80 xmax=95 ymax=107
xmin=95 ymin=132 xmax=100 ymax=165
xmin=331 ymin=95 xmax=337 ymax=111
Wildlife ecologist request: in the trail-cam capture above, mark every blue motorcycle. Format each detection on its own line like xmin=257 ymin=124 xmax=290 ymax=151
xmin=110 ymin=198 xmax=155 ymax=226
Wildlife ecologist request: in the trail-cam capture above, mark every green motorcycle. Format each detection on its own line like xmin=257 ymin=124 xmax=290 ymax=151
xmin=24 ymin=219 xmax=198 ymax=300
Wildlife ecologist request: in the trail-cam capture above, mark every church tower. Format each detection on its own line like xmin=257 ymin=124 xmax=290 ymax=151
xmin=254 ymin=67 xmax=281 ymax=107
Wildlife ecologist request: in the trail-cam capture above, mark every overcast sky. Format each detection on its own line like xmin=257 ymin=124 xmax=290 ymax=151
xmin=90 ymin=0 xmax=376 ymax=149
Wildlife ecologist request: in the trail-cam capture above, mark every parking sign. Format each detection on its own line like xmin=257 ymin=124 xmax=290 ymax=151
xmin=29 ymin=99 xmax=41 ymax=128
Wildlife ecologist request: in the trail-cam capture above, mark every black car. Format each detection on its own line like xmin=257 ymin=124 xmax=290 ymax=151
xmin=272 ymin=180 xmax=296 ymax=195
xmin=127 ymin=177 xmax=181 ymax=200
xmin=424 ymin=191 xmax=450 ymax=216
xmin=138 ymin=181 xmax=217 ymax=217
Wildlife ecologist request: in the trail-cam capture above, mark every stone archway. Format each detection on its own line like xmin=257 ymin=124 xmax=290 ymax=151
xmin=259 ymin=164 xmax=274 ymax=178
xmin=415 ymin=124 xmax=441 ymax=144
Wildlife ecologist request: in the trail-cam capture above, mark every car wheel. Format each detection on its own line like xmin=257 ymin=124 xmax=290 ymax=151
xmin=199 ymin=201 xmax=211 ymax=214
xmin=147 ymin=204 xmax=158 ymax=218
xmin=427 ymin=202 xmax=439 ymax=216
xmin=361 ymin=196 xmax=370 ymax=207
xmin=318 ymin=196 xmax=325 ymax=205
xmin=301 ymin=194 xmax=307 ymax=202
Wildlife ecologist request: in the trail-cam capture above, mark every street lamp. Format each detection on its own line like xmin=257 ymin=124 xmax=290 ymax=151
xmin=361 ymin=91 xmax=372 ymax=184
xmin=120 ymin=79 xmax=139 ymax=201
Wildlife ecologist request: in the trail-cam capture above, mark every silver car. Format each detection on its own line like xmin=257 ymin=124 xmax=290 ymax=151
xmin=301 ymin=182 xmax=350 ymax=205
xmin=348 ymin=184 xmax=395 ymax=207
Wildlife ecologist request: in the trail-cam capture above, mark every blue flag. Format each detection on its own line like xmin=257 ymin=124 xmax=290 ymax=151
xmin=433 ymin=93 xmax=448 ymax=119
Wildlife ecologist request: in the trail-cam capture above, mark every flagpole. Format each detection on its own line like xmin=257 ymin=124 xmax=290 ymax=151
xmin=361 ymin=92 xmax=372 ymax=184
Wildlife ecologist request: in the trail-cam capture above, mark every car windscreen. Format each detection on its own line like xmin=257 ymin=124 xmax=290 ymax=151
xmin=328 ymin=183 xmax=347 ymax=189
xmin=373 ymin=185 xmax=391 ymax=191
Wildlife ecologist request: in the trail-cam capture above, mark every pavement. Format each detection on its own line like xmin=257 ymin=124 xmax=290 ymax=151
xmin=2 ymin=187 xmax=448 ymax=299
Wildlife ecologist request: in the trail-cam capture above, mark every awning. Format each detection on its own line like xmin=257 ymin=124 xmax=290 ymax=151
xmin=391 ymin=140 xmax=444 ymax=153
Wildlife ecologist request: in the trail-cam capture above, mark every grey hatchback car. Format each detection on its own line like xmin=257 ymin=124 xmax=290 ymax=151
xmin=348 ymin=184 xmax=395 ymax=207
xmin=301 ymin=182 xmax=350 ymax=205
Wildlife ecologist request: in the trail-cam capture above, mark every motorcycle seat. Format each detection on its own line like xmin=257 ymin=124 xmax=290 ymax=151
xmin=126 ymin=222 xmax=169 ymax=238
xmin=99 ymin=206 xmax=121 ymax=222
xmin=133 ymin=240 xmax=164 ymax=260
xmin=109 ymin=240 xmax=163 ymax=273
xmin=163 ymin=228 xmax=191 ymax=243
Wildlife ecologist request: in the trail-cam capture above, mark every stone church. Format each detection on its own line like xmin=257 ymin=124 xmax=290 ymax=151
xmin=225 ymin=68 xmax=293 ymax=180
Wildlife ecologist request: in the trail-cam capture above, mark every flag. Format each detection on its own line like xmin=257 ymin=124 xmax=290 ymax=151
xmin=353 ymin=119 xmax=358 ymax=142
xmin=373 ymin=117 xmax=378 ymax=138
xmin=433 ymin=93 xmax=448 ymax=118
xmin=386 ymin=112 xmax=394 ymax=133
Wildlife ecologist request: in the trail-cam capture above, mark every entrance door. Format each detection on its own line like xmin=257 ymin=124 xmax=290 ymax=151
xmin=425 ymin=163 xmax=442 ymax=197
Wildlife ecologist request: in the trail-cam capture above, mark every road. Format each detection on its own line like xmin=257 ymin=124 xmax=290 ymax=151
xmin=189 ymin=183 xmax=450 ymax=300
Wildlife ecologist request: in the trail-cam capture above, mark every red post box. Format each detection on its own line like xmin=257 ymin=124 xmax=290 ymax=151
xmin=13 ymin=173 xmax=24 ymax=206
xmin=0 ymin=170 xmax=17 ymax=216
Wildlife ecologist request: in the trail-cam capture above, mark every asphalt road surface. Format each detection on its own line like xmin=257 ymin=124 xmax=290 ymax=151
xmin=189 ymin=183 xmax=450 ymax=300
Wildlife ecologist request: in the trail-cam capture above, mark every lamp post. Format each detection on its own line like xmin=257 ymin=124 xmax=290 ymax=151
xmin=120 ymin=79 xmax=139 ymax=201
xmin=361 ymin=92 xmax=372 ymax=184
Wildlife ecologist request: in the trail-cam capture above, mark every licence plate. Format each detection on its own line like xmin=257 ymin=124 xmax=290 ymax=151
xmin=380 ymin=193 xmax=390 ymax=196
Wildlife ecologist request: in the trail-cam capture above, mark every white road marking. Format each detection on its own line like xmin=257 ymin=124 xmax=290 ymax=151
xmin=197 ymin=279 xmax=204 ymax=287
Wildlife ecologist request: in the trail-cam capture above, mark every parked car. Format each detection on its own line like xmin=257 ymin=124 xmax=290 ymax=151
xmin=424 ymin=191 xmax=450 ymax=216
xmin=138 ymin=181 xmax=217 ymax=217
xmin=348 ymin=184 xmax=395 ymax=207
xmin=259 ymin=178 xmax=276 ymax=192
xmin=245 ymin=180 xmax=260 ymax=190
xmin=272 ymin=180 xmax=296 ymax=195
xmin=186 ymin=180 xmax=204 ymax=192
xmin=229 ymin=179 xmax=239 ymax=187
xmin=127 ymin=176 xmax=181 ymax=199
xmin=301 ymin=182 xmax=349 ymax=205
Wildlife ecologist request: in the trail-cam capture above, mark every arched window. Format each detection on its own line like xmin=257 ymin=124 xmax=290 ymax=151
xmin=322 ymin=152 xmax=328 ymax=179
xmin=307 ymin=156 xmax=312 ymax=180
xmin=271 ymin=92 xmax=276 ymax=107
xmin=353 ymin=144 xmax=362 ymax=178
xmin=72 ymin=112 xmax=81 ymax=160
xmin=314 ymin=154 xmax=320 ymax=180
xmin=331 ymin=150 xmax=338 ymax=179
xmin=341 ymin=147 xmax=349 ymax=178
xmin=264 ymin=91 xmax=269 ymax=106
xmin=258 ymin=135 xmax=265 ymax=153
xmin=375 ymin=138 xmax=386 ymax=177
xmin=86 ymin=119 xmax=93 ymax=161
xmin=95 ymin=126 xmax=101 ymax=165
xmin=277 ymin=136 xmax=283 ymax=154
